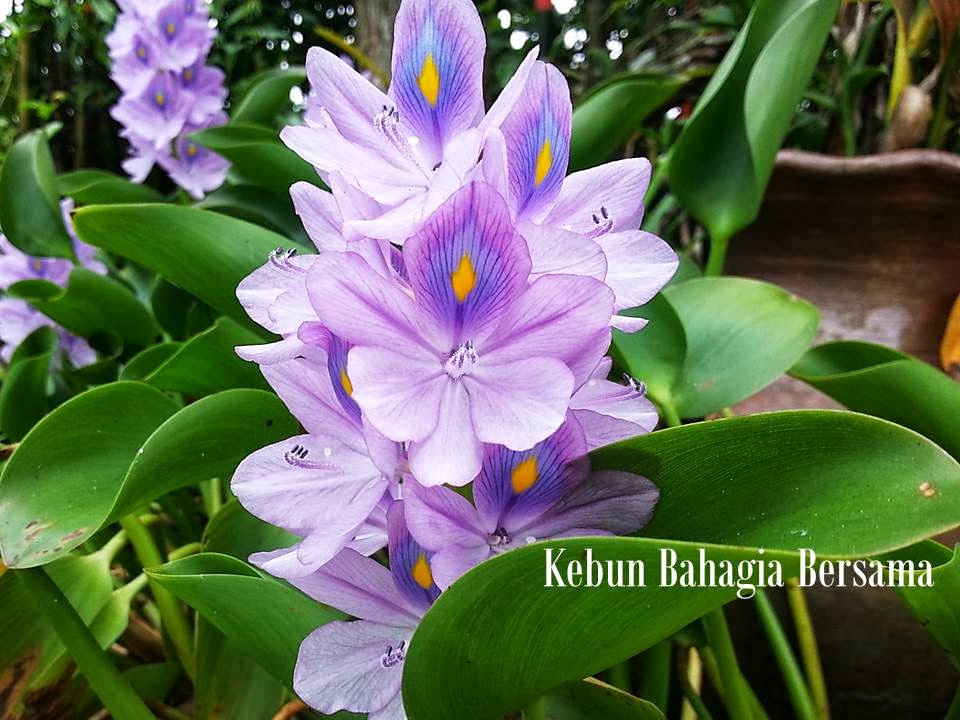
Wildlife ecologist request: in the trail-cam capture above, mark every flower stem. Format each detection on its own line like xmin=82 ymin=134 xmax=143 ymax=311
xmin=702 ymin=608 xmax=752 ymax=720
xmin=119 ymin=515 xmax=196 ymax=680
xmin=659 ymin=397 xmax=683 ymax=428
xmin=946 ymin=685 xmax=960 ymax=720
xmin=704 ymin=233 xmax=730 ymax=277
xmin=754 ymin=589 xmax=818 ymax=720
xmin=168 ymin=541 xmax=203 ymax=562
xmin=786 ymin=579 xmax=830 ymax=719
xmin=679 ymin=647 xmax=706 ymax=720
xmin=17 ymin=566 xmax=155 ymax=720
xmin=637 ymin=640 xmax=672 ymax=710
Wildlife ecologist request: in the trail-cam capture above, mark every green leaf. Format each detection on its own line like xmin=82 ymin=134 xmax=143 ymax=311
xmin=404 ymin=539 xmax=805 ymax=720
xmin=231 ymin=67 xmax=306 ymax=126
xmin=120 ymin=343 xmax=182 ymax=382
xmin=896 ymin=545 xmax=960 ymax=669
xmin=144 ymin=317 xmax=270 ymax=396
xmin=669 ymin=0 xmax=841 ymax=243
xmin=0 ymin=326 xmax=56 ymax=441
xmin=148 ymin=553 xmax=345 ymax=684
xmin=614 ymin=277 xmax=819 ymax=418
xmin=545 ymin=679 xmax=666 ymax=719
xmin=192 ymin=123 xmax=320 ymax=200
xmin=9 ymin=267 xmax=161 ymax=350
xmin=403 ymin=410 xmax=960 ymax=719
xmin=58 ymin=170 xmax=165 ymax=205
xmin=198 ymin=184 xmax=308 ymax=243
xmin=569 ymin=73 xmax=686 ymax=172
xmin=73 ymin=203 xmax=290 ymax=335
xmin=0 ymin=383 xmax=179 ymax=567
xmin=113 ymin=389 xmax=298 ymax=524
xmin=593 ymin=410 xmax=960 ymax=553
xmin=0 ymin=130 xmax=73 ymax=257
xmin=790 ymin=341 xmax=960 ymax=459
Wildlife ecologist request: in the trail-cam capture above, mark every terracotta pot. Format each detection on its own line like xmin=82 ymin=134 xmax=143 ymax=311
xmin=722 ymin=149 xmax=960 ymax=717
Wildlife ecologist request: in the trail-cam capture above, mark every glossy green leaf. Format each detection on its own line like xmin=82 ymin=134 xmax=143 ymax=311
xmin=112 ymin=389 xmax=298 ymax=523
xmin=198 ymin=184 xmax=308 ymax=242
xmin=231 ymin=67 xmax=306 ymax=126
xmin=669 ymin=0 xmax=841 ymax=243
xmin=148 ymin=553 xmax=344 ymax=684
xmin=58 ymin=170 xmax=165 ymax=205
xmin=9 ymin=267 xmax=161 ymax=350
xmin=192 ymin=123 xmax=319 ymax=199
xmin=545 ymin=679 xmax=666 ymax=719
xmin=144 ymin=317 xmax=270 ymax=396
xmin=569 ymin=73 xmax=686 ymax=171
xmin=614 ymin=277 xmax=819 ymax=418
xmin=0 ymin=326 xmax=56 ymax=441
xmin=896 ymin=545 xmax=960 ymax=669
xmin=790 ymin=341 xmax=960 ymax=459
xmin=403 ymin=410 xmax=960 ymax=719
xmin=593 ymin=410 xmax=960 ymax=553
xmin=73 ymin=203 xmax=290 ymax=335
xmin=0 ymin=382 xmax=180 ymax=567
xmin=0 ymin=130 xmax=73 ymax=257
xmin=120 ymin=343 xmax=182 ymax=382
xmin=404 ymin=539 xmax=804 ymax=720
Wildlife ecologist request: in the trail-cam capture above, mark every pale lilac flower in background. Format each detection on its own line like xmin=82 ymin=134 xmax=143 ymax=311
xmin=108 ymin=0 xmax=228 ymax=197
xmin=0 ymin=204 xmax=106 ymax=366
xmin=281 ymin=504 xmax=437 ymax=720
xmin=306 ymin=182 xmax=614 ymax=487
xmin=405 ymin=416 xmax=659 ymax=588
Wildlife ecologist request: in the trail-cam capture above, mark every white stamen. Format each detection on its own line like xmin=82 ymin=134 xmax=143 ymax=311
xmin=586 ymin=205 xmax=614 ymax=239
xmin=444 ymin=341 xmax=479 ymax=379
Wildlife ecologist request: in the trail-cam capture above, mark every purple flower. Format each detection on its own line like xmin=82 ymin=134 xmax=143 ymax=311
xmin=231 ymin=332 xmax=406 ymax=576
xmin=109 ymin=0 xmax=228 ymax=197
xmin=0 ymin=204 xmax=106 ymax=367
xmin=404 ymin=415 xmax=659 ymax=588
xmin=275 ymin=503 xmax=437 ymax=720
xmin=305 ymin=182 xmax=614 ymax=488
xmin=571 ymin=356 xmax=659 ymax=449
xmin=280 ymin=0 xmax=539 ymax=243
xmin=483 ymin=62 xmax=679 ymax=329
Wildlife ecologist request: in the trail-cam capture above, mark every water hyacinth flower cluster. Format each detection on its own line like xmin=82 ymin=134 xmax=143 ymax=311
xmin=233 ymin=0 xmax=678 ymax=716
xmin=0 ymin=200 xmax=106 ymax=367
xmin=107 ymin=0 xmax=229 ymax=199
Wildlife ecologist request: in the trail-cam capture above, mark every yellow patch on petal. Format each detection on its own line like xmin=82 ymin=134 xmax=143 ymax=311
xmin=155 ymin=92 xmax=166 ymax=107
xmin=184 ymin=68 xmax=194 ymax=82
xmin=137 ymin=46 xmax=146 ymax=59
xmin=417 ymin=53 xmax=441 ymax=107
xmin=511 ymin=456 xmax=538 ymax=494
xmin=412 ymin=553 xmax=433 ymax=589
xmin=166 ymin=22 xmax=176 ymax=36
xmin=534 ymin=139 xmax=553 ymax=187
xmin=450 ymin=253 xmax=476 ymax=303
xmin=340 ymin=368 xmax=354 ymax=397
xmin=32 ymin=260 xmax=43 ymax=271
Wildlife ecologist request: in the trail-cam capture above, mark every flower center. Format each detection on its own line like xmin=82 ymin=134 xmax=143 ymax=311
xmin=586 ymin=205 xmax=613 ymax=239
xmin=381 ymin=640 xmax=407 ymax=669
xmin=488 ymin=526 xmax=512 ymax=552
xmin=444 ymin=341 xmax=478 ymax=379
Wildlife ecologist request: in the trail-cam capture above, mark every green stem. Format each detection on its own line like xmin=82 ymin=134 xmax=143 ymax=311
xmin=637 ymin=640 xmax=672 ymax=710
xmin=608 ymin=660 xmax=632 ymax=693
xmin=17 ymin=567 xmax=155 ymax=720
xmin=658 ymin=397 xmax=683 ymax=428
xmin=754 ymin=590 xmax=818 ymax=720
xmin=702 ymin=608 xmax=752 ymax=720
xmin=17 ymin=30 xmax=30 ymax=132
xmin=679 ymin=653 xmax=714 ymax=720
xmin=119 ymin=515 xmax=196 ymax=680
xmin=168 ymin=541 xmax=203 ymax=562
xmin=786 ymin=579 xmax=830 ymax=719
xmin=523 ymin=696 xmax=547 ymax=720
xmin=95 ymin=529 xmax=128 ymax=563
xmin=644 ymin=153 xmax=670 ymax=208
xmin=704 ymin=233 xmax=730 ymax=277
xmin=201 ymin=478 xmax=222 ymax=518
xmin=887 ymin=7 xmax=912 ymax=120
